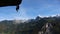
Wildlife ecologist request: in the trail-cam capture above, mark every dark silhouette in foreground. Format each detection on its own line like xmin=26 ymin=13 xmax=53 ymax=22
xmin=0 ymin=0 xmax=22 ymax=12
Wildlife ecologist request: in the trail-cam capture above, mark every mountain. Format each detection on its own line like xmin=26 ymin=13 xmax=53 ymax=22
xmin=0 ymin=16 xmax=60 ymax=34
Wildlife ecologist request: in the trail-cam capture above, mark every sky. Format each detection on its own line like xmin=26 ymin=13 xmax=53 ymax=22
xmin=0 ymin=0 xmax=60 ymax=20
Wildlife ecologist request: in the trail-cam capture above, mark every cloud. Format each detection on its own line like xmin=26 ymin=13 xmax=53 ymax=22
xmin=38 ymin=15 xmax=49 ymax=18
xmin=38 ymin=14 xmax=60 ymax=18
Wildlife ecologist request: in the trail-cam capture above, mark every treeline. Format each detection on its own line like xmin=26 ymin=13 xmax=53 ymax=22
xmin=0 ymin=16 xmax=60 ymax=34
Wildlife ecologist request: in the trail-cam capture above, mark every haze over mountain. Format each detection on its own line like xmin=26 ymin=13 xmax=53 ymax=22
xmin=0 ymin=15 xmax=60 ymax=34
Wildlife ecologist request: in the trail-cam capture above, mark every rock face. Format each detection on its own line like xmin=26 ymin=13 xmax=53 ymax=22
xmin=39 ymin=23 xmax=53 ymax=34
xmin=0 ymin=16 xmax=60 ymax=34
xmin=0 ymin=0 xmax=22 ymax=11
xmin=44 ymin=23 xmax=53 ymax=34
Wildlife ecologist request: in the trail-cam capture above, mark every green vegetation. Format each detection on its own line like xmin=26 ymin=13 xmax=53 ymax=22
xmin=0 ymin=16 xmax=60 ymax=34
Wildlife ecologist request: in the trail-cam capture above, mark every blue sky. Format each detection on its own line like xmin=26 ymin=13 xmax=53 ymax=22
xmin=0 ymin=0 xmax=60 ymax=20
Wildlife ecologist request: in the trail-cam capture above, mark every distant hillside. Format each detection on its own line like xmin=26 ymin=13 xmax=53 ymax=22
xmin=0 ymin=16 xmax=60 ymax=34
